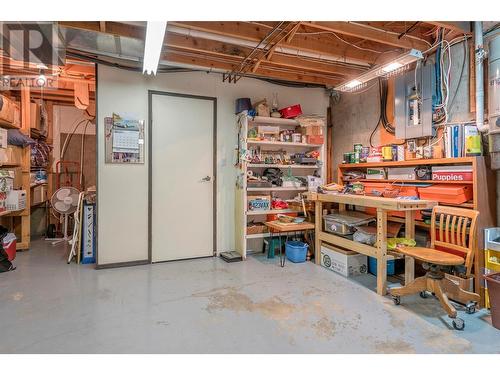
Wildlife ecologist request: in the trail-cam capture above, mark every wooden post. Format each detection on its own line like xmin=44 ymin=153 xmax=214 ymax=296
xmin=376 ymin=208 xmax=388 ymax=295
xmin=326 ymin=106 xmax=333 ymax=183
xmin=18 ymin=87 xmax=31 ymax=250
xmin=404 ymin=210 xmax=415 ymax=285
xmin=315 ymin=200 xmax=322 ymax=265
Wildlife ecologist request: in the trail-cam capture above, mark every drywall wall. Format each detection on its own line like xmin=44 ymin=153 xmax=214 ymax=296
xmin=97 ymin=65 xmax=329 ymax=266
xmin=331 ymin=43 xmax=472 ymax=180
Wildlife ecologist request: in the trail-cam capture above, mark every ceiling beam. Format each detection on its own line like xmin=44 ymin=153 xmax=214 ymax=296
xmin=169 ymin=21 xmax=383 ymax=64
xmin=164 ymin=33 xmax=366 ymax=78
xmin=426 ymin=21 xmax=471 ymax=35
xmin=59 ymin=21 xmax=146 ymax=39
xmin=163 ymin=51 xmax=340 ymax=86
xmin=303 ymin=21 xmax=430 ymax=51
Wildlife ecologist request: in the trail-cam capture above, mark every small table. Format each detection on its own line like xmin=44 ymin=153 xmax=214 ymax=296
xmin=264 ymin=221 xmax=316 ymax=267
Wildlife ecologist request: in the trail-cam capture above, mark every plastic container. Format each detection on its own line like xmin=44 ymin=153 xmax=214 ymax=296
xmin=368 ymin=255 xmax=403 ymax=276
xmin=3 ymin=233 xmax=16 ymax=262
xmin=285 ymin=241 xmax=308 ymax=263
xmin=417 ymin=184 xmax=473 ymax=204
xmin=279 ymin=104 xmax=302 ymax=119
xmin=484 ymin=272 xmax=500 ymax=329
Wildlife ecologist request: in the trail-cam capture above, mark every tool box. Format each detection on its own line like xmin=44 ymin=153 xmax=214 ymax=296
xmin=417 ymin=184 xmax=473 ymax=204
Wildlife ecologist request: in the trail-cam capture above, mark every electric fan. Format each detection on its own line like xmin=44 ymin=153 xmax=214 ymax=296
xmin=46 ymin=186 xmax=81 ymax=246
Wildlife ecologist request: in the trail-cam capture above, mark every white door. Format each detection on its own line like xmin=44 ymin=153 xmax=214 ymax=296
xmin=151 ymin=93 xmax=215 ymax=262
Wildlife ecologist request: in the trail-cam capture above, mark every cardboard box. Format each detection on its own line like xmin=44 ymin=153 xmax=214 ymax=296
xmin=5 ymin=168 xmax=22 ymax=189
xmin=0 ymin=128 xmax=7 ymax=149
xmin=5 ymin=189 xmax=26 ymax=211
xmin=0 ymin=95 xmax=15 ymax=125
xmin=366 ymin=168 xmax=386 ymax=179
xmin=301 ymin=125 xmax=324 ymax=136
xmin=444 ymin=273 xmax=474 ymax=304
xmin=307 ymin=135 xmax=324 ymax=144
xmin=0 ymin=170 xmax=15 ymax=192
xmin=432 ymin=165 xmax=473 ymax=182
xmin=320 ymin=243 xmax=367 ymax=277
xmin=31 ymin=184 xmax=48 ymax=206
xmin=30 ymin=102 xmax=41 ymax=130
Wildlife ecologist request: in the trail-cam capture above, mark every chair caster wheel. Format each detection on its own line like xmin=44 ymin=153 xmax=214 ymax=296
xmin=419 ymin=291 xmax=428 ymax=299
xmin=452 ymin=317 xmax=465 ymax=331
xmin=392 ymin=295 xmax=401 ymax=305
xmin=465 ymin=302 xmax=476 ymax=314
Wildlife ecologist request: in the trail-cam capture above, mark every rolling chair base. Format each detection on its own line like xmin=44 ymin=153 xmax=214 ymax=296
xmin=389 ymin=267 xmax=480 ymax=330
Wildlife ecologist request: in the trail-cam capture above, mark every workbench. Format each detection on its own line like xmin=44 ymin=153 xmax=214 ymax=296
xmin=306 ymin=192 xmax=436 ymax=295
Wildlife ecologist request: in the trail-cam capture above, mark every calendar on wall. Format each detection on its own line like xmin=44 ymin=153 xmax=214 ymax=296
xmin=105 ymin=113 xmax=145 ymax=164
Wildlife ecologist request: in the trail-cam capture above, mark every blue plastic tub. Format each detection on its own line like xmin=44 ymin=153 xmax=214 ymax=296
xmin=368 ymin=256 xmax=398 ymax=276
xmin=286 ymin=241 xmax=308 ymax=263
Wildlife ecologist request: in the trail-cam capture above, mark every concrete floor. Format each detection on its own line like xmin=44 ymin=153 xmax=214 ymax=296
xmin=1 ymin=240 xmax=499 ymax=353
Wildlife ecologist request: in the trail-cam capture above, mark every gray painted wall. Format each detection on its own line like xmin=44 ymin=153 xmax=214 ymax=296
xmin=331 ymin=43 xmax=473 ymax=180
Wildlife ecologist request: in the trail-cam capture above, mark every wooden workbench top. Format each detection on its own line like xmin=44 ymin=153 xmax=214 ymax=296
xmin=264 ymin=220 xmax=315 ymax=232
xmin=305 ymin=192 xmax=436 ymax=211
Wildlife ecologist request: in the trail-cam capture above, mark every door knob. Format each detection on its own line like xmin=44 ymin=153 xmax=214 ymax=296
xmin=201 ymin=176 xmax=211 ymax=182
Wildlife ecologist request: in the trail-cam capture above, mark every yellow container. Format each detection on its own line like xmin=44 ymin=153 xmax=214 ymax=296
xmin=486 ymin=249 xmax=500 ymax=272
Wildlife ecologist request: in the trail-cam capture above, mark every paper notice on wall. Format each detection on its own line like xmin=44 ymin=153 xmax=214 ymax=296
xmin=112 ymin=129 xmax=140 ymax=153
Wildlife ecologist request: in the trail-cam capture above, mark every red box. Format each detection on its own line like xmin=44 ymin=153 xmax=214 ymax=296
xmin=307 ymin=135 xmax=324 ymax=144
xmin=3 ymin=234 xmax=16 ymax=262
xmin=418 ymin=184 xmax=473 ymax=204
xmin=432 ymin=166 xmax=473 ymax=182
xmin=279 ymin=104 xmax=302 ymax=119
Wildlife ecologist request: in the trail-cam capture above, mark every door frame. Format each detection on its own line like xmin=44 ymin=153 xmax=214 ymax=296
xmin=147 ymin=90 xmax=217 ymax=262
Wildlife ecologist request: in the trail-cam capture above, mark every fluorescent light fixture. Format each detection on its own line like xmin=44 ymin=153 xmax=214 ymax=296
xmin=382 ymin=62 xmax=403 ymax=73
xmin=346 ymin=80 xmax=362 ymax=88
xmin=335 ymin=49 xmax=423 ymax=92
xmin=143 ymin=21 xmax=167 ymax=75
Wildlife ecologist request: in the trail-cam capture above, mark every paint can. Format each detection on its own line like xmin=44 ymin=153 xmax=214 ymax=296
xmin=354 ymin=152 xmax=360 ymax=163
xmin=349 ymin=152 xmax=356 ymax=164
xmin=343 ymin=153 xmax=351 ymax=164
xmin=353 ymin=143 xmax=363 ymax=153
xmin=382 ymin=146 xmax=393 ymax=161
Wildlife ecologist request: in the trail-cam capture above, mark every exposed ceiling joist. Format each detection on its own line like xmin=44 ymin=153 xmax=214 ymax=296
xmin=163 ymin=51 xmax=341 ymax=86
xmin=168 ymin=21 xmax=383 ymax=65
xmin=426 ymin=21 xmax=471 ymax=35
xmin=303 ymin=21 xmax=430 ymax=50
xmin=164 ymin=33 xmax=365 ymax=78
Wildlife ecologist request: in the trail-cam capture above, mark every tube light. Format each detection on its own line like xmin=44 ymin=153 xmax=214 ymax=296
xmin=382 ymin=62 xmax=403 ymax=73
xmin=346 ymin=80 xmax=362 ymax=88
xmin=335 ymin=49 xmax=423 ymax=92
xmin=143 ymin=21 xmax=167 ymax=75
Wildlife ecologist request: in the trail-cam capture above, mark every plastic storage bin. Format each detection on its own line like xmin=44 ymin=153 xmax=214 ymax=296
xmin=285 ymin=241 xmax=308 ymax=263
xmin=367 ymin=255 xmax=404 ymax=276
xmin=417 ymin=184 xmax=473 ymax=204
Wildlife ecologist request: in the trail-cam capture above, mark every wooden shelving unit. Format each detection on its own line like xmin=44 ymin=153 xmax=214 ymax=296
xmin=338 ymin=156 xmax=496 ymax=306
xmin=235 ymin=114 xmax=326 ymax=259
xmin=0 ymin=88 xmax=31 ymax=251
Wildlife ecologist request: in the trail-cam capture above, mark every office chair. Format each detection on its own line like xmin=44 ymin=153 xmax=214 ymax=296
xmin=389 ymin=205 xmax=480 ymax=330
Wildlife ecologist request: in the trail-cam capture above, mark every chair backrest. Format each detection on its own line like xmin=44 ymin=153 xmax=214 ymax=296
xmin=430 ymin=205 xmax=479 ymax=276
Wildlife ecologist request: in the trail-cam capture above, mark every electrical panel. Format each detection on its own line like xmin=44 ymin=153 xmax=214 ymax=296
xmin=394 ymin=63 xmax=433 ymax=139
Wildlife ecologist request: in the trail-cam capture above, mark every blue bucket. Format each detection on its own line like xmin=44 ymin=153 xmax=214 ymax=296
xmin=285 ymin=241 xmax=308 ymax=263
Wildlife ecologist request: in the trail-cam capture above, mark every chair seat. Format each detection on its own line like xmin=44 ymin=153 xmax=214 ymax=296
xmin=396 ymin=246 xmax=464 ymax=266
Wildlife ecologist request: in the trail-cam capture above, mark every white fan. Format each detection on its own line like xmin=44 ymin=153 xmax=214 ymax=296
xmin=46 ymin=186 xmax=81 ymax=246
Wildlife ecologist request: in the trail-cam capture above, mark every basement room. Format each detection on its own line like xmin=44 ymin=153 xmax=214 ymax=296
xmin=1 ymin=0 xmax=499 ymax=370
